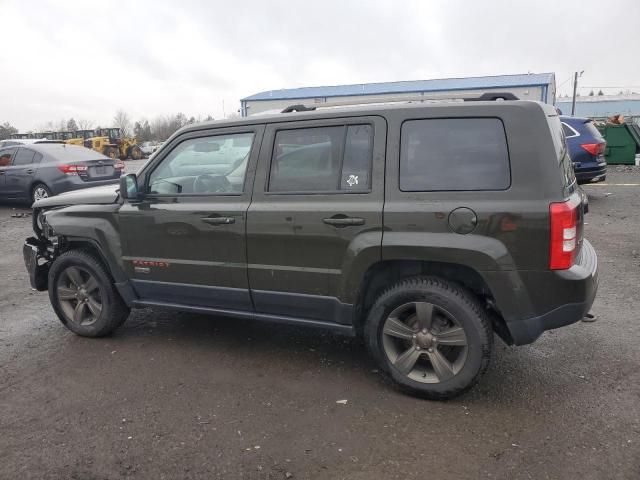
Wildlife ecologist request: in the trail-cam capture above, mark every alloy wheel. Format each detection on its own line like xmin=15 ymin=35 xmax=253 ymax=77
xmin=56 ymin=266 xmax=103 ymax=326
xmin=382 ymin=301 xmax=468 ymax=383
xmin=33 ymin=186 xmax=49 ymax=201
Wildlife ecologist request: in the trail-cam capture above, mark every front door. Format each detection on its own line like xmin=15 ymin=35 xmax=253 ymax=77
xmin=119 ymin=126 xmax=264 ymax=311
xmin=246 ymin=116 xmax=386 ymax=324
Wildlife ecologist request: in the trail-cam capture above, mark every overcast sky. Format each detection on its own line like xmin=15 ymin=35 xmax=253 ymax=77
xmin=2 ymin=0 xmax=639 ymax=131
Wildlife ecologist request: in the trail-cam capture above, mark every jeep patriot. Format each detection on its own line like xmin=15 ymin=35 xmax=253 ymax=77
xmin=23 ymin=95 xmax=598 ymax=399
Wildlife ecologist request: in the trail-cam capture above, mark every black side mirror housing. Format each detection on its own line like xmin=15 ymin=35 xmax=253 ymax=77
xmin=119 ymin=173 xmax=140 ymax=201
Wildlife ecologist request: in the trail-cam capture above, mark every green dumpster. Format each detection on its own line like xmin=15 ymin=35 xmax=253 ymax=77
xmin=601 ymin=124 xmax=638 ymax=165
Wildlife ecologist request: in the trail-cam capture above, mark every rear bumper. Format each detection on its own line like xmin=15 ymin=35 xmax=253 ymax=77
xmin=505 ymin=239 xmax=598 ymax=345
xmin=575 ymin=165 xmax=607 ymax=184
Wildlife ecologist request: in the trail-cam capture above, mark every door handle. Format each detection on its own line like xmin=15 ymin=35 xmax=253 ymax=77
xmin=201 ymin=216 xmax=235 ymax=225
xmin=323 ymin=217 xmax=365 ymax=227
xmin=26 ymin=169 xmax=35 ymax=174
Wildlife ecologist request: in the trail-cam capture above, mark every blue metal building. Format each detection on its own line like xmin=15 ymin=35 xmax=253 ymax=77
xmin=241 ymin=72 xmax=556 ymax=116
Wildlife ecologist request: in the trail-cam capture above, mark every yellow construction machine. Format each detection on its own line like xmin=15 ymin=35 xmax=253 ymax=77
xmin=92 ymin=128 xmax=143 ymax=160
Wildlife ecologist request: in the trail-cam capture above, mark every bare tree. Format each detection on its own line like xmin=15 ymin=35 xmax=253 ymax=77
xmin=76 ymin=119 xmax=94 ymax=130
xmin=67 ymin=118 xmax=78 ymax=132
xmin=0 ymin=122 xmax=18 ymax=140
xmin=113 ymin=110 xmax=132 ymax=137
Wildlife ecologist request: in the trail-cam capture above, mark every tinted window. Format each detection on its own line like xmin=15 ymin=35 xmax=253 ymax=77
xmin=148 ymin=132 xmax=254 ymax=195
xmin=13 ymin=148 xmax=36 ymax=166
xmin=269 ymin=124 xmax=372 ymax=193
xmin=400 ymin=118 xmax=510 ymax=191
xmin=562 ymin=123 xmax=577 ymax=138
xmin=341 ymin=125 xmax=372 ymax=191
xmin=0 ymin=148 xmax=16 ymax=167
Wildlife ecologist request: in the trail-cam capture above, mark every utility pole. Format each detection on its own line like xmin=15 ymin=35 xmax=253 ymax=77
xmin=571 ymin=70 xmax=584 ymax=116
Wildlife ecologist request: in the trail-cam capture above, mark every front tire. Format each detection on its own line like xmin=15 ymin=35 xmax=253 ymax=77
xmin=365 ymin=276 xmax=493 ymax=400
xmin=129 ymin=145 xmax=143 ymax=160
xmin=48 ymin=250 xmax=130 ymax=337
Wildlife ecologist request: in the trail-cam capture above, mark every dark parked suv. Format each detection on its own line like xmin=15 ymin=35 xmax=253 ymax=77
xmin=561 ymin=115 xmax=607 ymax=184
xmin=23 ymin=96 xmax=598 ymax=399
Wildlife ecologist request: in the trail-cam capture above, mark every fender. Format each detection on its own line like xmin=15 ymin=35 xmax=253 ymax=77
xmin=42 ymin=204 xmax=128 ymax=283
xmin=377 ymin=232 xmax=536 ymax=322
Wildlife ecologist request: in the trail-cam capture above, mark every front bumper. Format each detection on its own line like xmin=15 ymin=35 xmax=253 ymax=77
xmin=23 ymin=237 xmax=50 ymax=291
xmin=505 ymin=239 xmax=598 ymax=345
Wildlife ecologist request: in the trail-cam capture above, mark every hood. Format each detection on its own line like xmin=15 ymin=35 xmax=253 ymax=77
xmin=34 ymin=184 xmax=120 ymax=208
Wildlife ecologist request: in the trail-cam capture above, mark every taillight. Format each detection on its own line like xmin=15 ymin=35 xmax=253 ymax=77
xmin=114 ymin=160 xmax=125 ymax=170
xmin=57 ymin=164 xmax=88 ymax=175
xmin=549 ymin=199 xmax=579 ymax=270
xmin=580 ymin=142 xmax=605 ymax=156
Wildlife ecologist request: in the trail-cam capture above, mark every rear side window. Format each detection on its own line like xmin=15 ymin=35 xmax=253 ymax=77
xmin=13 ymin=148 xmax=36 ymax=166
xmin=562 ymin=122 xmax=578 ymax=138
xmin=269 ymin=124 xmax=373 ymax=193
xmin=400 ymin=118 xmax=510 ymax=191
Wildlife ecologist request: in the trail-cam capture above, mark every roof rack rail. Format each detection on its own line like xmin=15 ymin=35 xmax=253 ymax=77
xmin=281 ymin=104 xmax=317 ymax=113
xmin=464 ymin=92 xmax=519 ymax=101
xmin=280 ymin=91 xmax=519 ymax=113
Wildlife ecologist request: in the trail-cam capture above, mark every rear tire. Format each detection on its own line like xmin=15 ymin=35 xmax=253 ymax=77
xmin=365 ymin=276 xmax=493 ymax=400
xmin=31 ymin=183 xmax=51 ymax=203
xmin=48 ymin=250 xmax=130 ymax=337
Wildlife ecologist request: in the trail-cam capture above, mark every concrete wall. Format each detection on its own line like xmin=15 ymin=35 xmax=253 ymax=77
xmin=243 ymin=85 xmax=546 ymax=116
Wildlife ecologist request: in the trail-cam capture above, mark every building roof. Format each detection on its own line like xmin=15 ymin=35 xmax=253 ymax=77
xmin=556 ymin=98 xmax=640 ymax=118
xmin=242 ymin=73 xmax=555 ymax=102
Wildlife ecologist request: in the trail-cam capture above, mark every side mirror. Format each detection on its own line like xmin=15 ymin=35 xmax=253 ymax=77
xmin=119 ymin=173 xmax=140 ymax=200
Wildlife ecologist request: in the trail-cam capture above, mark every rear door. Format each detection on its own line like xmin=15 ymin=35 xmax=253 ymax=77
xmin=246 ymin=116 xmax=385 ymax=324
xmin=0 ymin=147 xmax=18 ymax=197
xmin=4 ymin=147 xmax=39 ymax=199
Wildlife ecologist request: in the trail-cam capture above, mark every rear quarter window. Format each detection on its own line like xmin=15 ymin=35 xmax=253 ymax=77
xmin=400 ymin=118 xmax=510 ymax=191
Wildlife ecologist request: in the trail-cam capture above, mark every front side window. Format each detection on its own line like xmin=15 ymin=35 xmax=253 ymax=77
xmin=148 ymin=132 xmax=255 ymax=195
xmin=13 ymin=148 xmax=36 ymax=166
xmin=400 ymin=118 xmax=510 ymax=192
xmin=269 ymin=124 xmax=373 ymax=193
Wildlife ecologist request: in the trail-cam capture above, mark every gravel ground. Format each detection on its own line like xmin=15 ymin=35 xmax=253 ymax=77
xmin=0 ymin=165 xmax=639 ymax=479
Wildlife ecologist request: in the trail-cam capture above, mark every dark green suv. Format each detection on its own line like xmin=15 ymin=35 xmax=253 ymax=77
xmin=23 ymin=96 xmax=598 ymax=399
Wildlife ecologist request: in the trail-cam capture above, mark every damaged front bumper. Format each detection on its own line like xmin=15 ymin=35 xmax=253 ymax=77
xmin=23 ymin=237 xmax=51 ymax=291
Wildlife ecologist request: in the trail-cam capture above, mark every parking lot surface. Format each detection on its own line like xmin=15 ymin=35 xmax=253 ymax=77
xmin=1 ymin=165 xmax=639 ymax=479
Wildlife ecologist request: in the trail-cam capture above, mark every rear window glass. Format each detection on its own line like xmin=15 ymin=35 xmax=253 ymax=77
xmin=269 ymin=124 xmax=372 ymax=193
xmin=13 ymin=148 xmax=36 ymax=166
xmin=583 ymin=121 xmax=604 ymax=139
xmin=548 ymin=116 xmax=576 ymax=191
xmin=400 ymin=118 xmax=510 ymax=191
